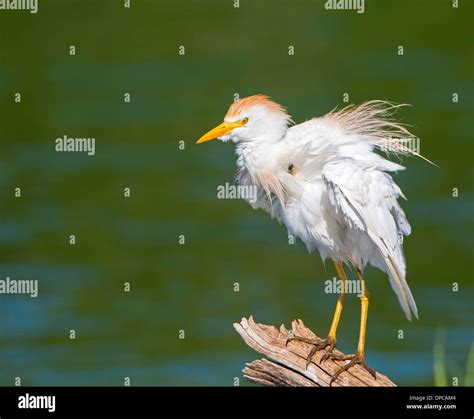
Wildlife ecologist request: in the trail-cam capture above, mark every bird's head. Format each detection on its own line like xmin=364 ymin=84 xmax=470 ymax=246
xmin=196 ymin=94 xmax=292 ymax=145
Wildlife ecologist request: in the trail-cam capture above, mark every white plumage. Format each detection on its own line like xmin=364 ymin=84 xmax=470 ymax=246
xmin=197 ymin=95 xmax=420 ymax=321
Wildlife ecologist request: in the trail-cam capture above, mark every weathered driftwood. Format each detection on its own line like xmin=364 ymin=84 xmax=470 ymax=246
xmin=233 ymin=316 xmax=396 ymax=387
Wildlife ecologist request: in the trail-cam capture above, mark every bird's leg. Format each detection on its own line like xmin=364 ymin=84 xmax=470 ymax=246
xmin=286 ymin=261 xmax=346 ymax=369
xmin=323 ymin=270 xmax=377 ymax=386
xmin=318 ymin=261 xmax=348 ymax=362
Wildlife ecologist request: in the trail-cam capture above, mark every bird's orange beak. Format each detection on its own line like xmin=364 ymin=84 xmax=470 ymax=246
xmin=196 ymin=121 xmax=245 ymax=144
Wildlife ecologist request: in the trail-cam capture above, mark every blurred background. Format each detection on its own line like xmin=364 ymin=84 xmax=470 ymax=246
xmin=0 ymin=0 xmax=472 ymax=386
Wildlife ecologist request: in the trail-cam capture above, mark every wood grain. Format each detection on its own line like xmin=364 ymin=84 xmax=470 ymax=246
xmin=234 ymin=316 xmax=396 ymax=387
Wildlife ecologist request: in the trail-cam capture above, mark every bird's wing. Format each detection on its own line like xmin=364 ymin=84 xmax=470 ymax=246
xmin=322 ymin=157 xmax=417 ymax=320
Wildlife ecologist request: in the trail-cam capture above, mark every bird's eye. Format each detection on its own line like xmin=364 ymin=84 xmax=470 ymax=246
xmin=241 ymin=117 xmax=249 ymax=124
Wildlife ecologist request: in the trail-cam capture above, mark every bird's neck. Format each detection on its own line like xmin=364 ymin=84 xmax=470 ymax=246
xmin=234 ymin=139 xmax=287 ymax=206
xmin=235 ymin=139 xmax=275 ymax=176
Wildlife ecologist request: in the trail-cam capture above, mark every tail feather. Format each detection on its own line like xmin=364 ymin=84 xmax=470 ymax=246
xmin=367 ymin=229 xmax=418 ymax=321
xmin=386 ymin=253 xmax=418 ymax=321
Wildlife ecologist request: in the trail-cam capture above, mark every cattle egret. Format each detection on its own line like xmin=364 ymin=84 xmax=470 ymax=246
xmin=196 ymin=94 xmax=427 ymax=384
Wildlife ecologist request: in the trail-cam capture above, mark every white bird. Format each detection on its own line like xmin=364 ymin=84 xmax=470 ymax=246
xmin=196 ymin=94 xmax=425 ymax=383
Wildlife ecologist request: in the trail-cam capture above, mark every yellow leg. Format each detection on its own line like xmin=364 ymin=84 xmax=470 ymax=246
xmin=328 ymin=261 xmax=347 ymax=340
xmin=326 ymin=269 xmax=376 ymax=384
xmin=356 ymin=270 xmax=369 ymax=355
xmin=287 ymin=260 xmax=347 ymax=368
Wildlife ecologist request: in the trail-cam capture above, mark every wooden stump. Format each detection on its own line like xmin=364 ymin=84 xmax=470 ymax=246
xmin=233 ymin=316 xmax=396 ymax=387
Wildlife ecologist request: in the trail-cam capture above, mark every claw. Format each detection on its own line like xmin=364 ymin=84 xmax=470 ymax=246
xmin=305 ymin=345 xmax=320 ymax=369
xmin=286 ymin=334 xmax=337 ymax=369
xmin=328 ymin=352 xmax=377 ymax=386
xmin=319 ymin=340 xmax=337 ymax=363
xmin=284 ymin=330 xmax=294 ymax=347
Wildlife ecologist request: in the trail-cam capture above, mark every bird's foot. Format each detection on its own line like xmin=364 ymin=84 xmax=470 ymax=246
xmin=322 ymin=351 xmax=376 ymax=386
xmin=286 ymin=334 xmax=337 ymax=369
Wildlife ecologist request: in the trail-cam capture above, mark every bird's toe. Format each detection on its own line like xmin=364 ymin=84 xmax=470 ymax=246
xmin=328 ymin=353 xmax=376 ymax=386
